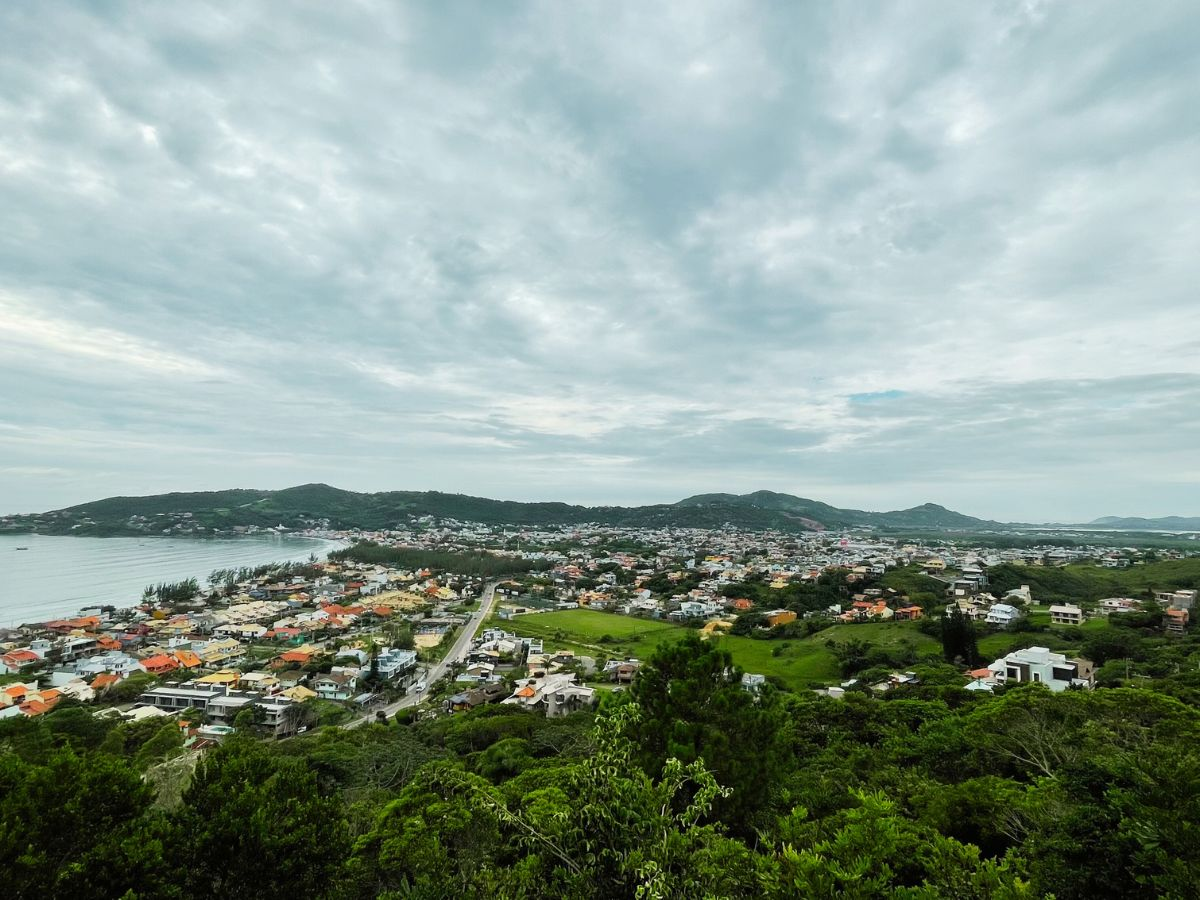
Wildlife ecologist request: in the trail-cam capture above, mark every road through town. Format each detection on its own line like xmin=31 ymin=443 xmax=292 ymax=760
xmin=343 ymin=580 xmax=500 ymax=728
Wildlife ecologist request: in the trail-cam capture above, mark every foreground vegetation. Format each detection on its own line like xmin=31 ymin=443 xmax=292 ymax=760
xmin=5 ymin=622 xmax=1200 ymax=898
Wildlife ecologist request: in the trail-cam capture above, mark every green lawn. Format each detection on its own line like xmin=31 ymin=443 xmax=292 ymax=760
xmin=807 ymin=621 xmax=941 ymax=652
xmin=491 ymin=610 xmax=682 ymax=661
xmin=975 ymin=610 xmax=1111 ymax=660
xmin=493 ymin=610 xmax=944 ymax=690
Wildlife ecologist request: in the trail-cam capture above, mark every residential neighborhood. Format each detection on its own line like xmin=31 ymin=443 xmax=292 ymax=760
xmin=4 ymin=512 xmax=1197 ymax=740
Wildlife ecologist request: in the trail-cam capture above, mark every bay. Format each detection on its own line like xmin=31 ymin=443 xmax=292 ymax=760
xmin=0 ymin=533 xmax=340 ymax=626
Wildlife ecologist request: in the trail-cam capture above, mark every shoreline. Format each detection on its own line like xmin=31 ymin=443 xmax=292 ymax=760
xmin=0 ymin=533 xmax=347 ymax=627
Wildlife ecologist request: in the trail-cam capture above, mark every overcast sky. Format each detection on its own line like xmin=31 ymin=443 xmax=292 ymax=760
xmin=1 ymin=2 xmax=1198 ymax=522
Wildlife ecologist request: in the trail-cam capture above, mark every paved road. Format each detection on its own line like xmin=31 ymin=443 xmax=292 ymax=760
xmin=343 ymin=580 xmax=500 ymax=728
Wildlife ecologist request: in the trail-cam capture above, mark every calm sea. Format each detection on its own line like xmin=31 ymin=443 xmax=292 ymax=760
xmin=0 ymin=533 xmax=340 ymax=626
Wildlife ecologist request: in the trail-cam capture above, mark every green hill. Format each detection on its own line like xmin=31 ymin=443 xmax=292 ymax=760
xmin=5 ymin=483 xmax=991 ymax=535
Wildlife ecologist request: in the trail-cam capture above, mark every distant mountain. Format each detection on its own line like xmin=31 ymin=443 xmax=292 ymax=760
xmin=0 ymin=484 xmax=997 ymax=536
xmin=675 ymin=491 xmax=993 ymax=530
xmin=1089 ymin=515 xmax=1200 ymax=531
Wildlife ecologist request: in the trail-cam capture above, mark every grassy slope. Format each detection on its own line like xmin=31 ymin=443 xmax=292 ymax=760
xmin=493 ymin=609 xmax=941 ymax=689
xmin=988 ymin=559 xmax=1200 ymax=605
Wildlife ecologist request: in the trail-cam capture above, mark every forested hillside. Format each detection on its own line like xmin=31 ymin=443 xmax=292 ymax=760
xmin=3 ymin=483 xmax=991 ymax=535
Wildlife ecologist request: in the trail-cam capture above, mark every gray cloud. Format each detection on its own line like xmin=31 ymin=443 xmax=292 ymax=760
xmin=1 ymin=1 xmax=1198 ymax=521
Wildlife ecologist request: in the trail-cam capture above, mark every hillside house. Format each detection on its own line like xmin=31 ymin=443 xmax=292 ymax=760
xmin=1100 ymin=597 xmax=1139 ymax=614
xmin=314 ymin=672 xmax=356 ymax=701
xmin=1003 ymin=585 xmax=1033 ymax=605
xmin=984 ymin=604 xmax=1023 ymax=626
xmin=1157 ymin=590 xmax=1197 ymax=610
xmin=986 ymin=646 xmax=1092 ymax=692
xmin=1048 ymin=604 xmax=1084 ymax=626
xmin=503 ymin=673 xmax=595 ymax=717
xmin=1164 ymin=608 xmax=1189 ymax=636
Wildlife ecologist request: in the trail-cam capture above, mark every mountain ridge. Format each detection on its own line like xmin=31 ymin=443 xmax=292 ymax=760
xmin=6 ymin=484 xmax=1194 ymax=535
xmin=3 ymin=483 xmax=997 ymax=535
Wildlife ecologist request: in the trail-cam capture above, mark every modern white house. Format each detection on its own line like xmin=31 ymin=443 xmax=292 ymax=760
xmin=74 ymin=651 xmax=144 ymax=679
xmin=1048 ymin=604 xmax=1084 ymax=626
xmin=503 ymin=672 xmax=595 ymax=717
xmin=984 ymin=603 xmax=1023 ymax=626
xmin=742 ymin=673 xmax=766 ymax=692
xmin=1100 ymin=597 xmax=1140 ymax=614
xmin=986 ymin=646 xmax=1093 ymax=692
xmin=364 ymin=647 xmax=418 ymax=682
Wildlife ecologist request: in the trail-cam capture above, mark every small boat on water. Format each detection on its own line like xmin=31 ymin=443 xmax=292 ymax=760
xmin=15 ymin=547 xmax=29 ymax=550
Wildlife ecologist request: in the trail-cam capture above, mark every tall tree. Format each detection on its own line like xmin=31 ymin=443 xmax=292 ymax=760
xmin=941 ymin=607 xmax=980 ymax=666
xmin=166 ymin=737 xmax=349 ymax=899
xmin=628 ymin=633 xmax=792 ymax=835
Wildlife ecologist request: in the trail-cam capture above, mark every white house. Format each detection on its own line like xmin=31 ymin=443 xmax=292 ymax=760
xmin=74 ymin=651 xmax=144 ymax=679
xmin=1003 ymin=585 xmax=1033 ymax=605
xmin=314 ymin=672 xmax=356 ymax=701
xmin=1156 ymin=590 xmax=1198 ymax=610
xmin=1100 ymin=597 xmax=1139 ymax=614
xmin=374 ymin=647 xmax=418 ymax=681
xmin=503 ymin=673 xmax=594 ymax=717
xmin=674 ymin=600 xmax=714 ymax=619
xmin=1048 ymin=604 xmax=1084 ymax=626
xmin=985 ymin=603 xmax=1023 ymax=626
xmin=986 ymin=646 xmax=1092 ymax=692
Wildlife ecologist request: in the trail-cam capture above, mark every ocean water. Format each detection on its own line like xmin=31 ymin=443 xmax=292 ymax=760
xmin=0 ymin=533 xmax=339 ymax=626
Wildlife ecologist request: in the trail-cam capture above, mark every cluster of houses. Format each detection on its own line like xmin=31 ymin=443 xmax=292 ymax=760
xmin=0 ymin=558 xmax=480 ymax=722
xmin=440 ymin=627 xmax=640 ymax=718
xmin=129 ymin=641 xmax=419 ymax=737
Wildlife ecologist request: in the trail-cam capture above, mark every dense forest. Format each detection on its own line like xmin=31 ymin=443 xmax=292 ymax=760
xmin=3 ymin=629 xmax=1200 ymax=898
xmin=331 ymin=541 xmax=552 ymax=577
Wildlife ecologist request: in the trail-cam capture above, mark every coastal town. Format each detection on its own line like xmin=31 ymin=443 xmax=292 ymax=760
xmin=3 ymin=513 xmax=1197 ymax=748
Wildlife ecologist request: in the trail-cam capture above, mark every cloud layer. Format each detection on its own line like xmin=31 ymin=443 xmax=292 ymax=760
xmin=1 ymin=1 xmax=1198 ymax=521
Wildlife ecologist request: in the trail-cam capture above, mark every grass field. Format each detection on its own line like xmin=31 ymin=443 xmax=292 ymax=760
xmin=493 ymin=610 xmax=945 ymax=690
xmin=975 ymin=605 xmax=1110 ymax=659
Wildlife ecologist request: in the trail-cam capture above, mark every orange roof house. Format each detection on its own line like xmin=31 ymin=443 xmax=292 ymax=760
xmin=173 ymin=649 xmax=203 ymax=668
xmin=765 ymin=609 xmax=797 ymax=627
xmin=271 ymin=649 xmax=315 ymax=669
xmin=895 ymin=606 xmax=924 ymax=621
xmin=140 ymin=654 xmax=180 ymax=675
xmin=91 ymin=673 xmax=122 ymax=691
xmin=1 ymin=649 xmax=42 ymax=670
xmin=4 ymin=684 xmax=30 ymax=703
